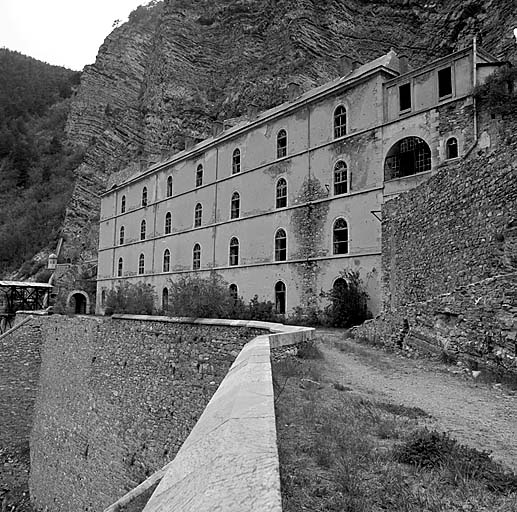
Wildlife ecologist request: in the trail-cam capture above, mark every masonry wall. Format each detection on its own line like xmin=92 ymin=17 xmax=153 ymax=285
xmin=383 ymin=141 xmax=517 ymax=310
xmin=28 ymin=315 xmax=264 ymax=512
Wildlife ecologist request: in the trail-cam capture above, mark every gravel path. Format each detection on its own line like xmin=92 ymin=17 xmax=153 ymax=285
xmin=317 ymin=329 xmax=517 ymax=472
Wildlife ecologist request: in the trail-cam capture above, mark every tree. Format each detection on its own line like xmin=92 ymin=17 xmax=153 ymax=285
xmin=105 ymin=282 xmax=156 ymax=315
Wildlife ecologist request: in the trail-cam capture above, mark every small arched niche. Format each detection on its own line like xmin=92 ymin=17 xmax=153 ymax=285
xmin=384 ymin=136 xmax=431 ymax=181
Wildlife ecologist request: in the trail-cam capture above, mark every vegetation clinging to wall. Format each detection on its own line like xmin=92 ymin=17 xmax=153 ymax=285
xmin=105 ymin=282 xmax=156 ymax=315
xmin=474 ymin=65 xmax=517 ymax=116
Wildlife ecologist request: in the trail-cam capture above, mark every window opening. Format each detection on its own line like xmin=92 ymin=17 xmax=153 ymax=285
xmin=446 ymin=137 xmax=458 ymax=159
xmin=196 ymin=164 xmax=203 ymax=187
xmin=232 ymin=148 xmax=241 ymax=174
xmin=142 ymin=187 xmax=148 ymax=207
xmin=163 ymin=249 xmax=171 ymax=272
xmin=274 ymin=229 xmax=287 ymax=261
xmin=121 ymin=195 xmax=126 ymax=213
xmin=399 ymin=83 xmax=411 ymax=112
xmin=275 ymin=281 xmax=286 ymax=314
xmin=334 ymin=106 xmax=347 ymax=138
xmin=229 ymin=237 xmax=239 ymax=266
xmin=277 ymin=129 xmax=287 ymax=159
xmin=101 ymin=290 xmax=106 ymax=307
xmin=194 ymin=203 xmax=202 ymax=227
xmin=438 ymin=67 xmax=452 ymax=98
xmin=165 ymin=212 xmax=172 ymax=234
xmin=231 ymin=192 xmax=240 ymax=219
xmin=193 ymin=243 xmax=201 ymax=270
xmin=333 ymin=218 xmax=349 ymax=255
xmin=140 ymin=220 xmax=146 ymax=240
xmin=138 ymin=254 xmax=145 ymax=275
xmin=167 ymin=176 xmax=173 ymax=197
xmin=384 ymin=136 xmax=431 ymax=180
xmin=276 ymin=178 xmax=287 ymax=208
xmin=229 ymin=284 xmax=238 ymax=301
xmin=119 ymin=226 xmax=125 ymax=245
xmin=334 ymin=161 xmax=348 ymax=195
xmin=117 ymin=258 xmax=123 ymax=277
xmin=162 ymin=288 xmax=169 ymax=311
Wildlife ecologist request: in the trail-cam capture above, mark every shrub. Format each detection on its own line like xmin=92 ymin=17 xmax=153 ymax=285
xmin=474 ymin=65 xmax=517 ymax=116
xmin=322 ymin=270 xmax=371 ymax=328
xmin=105 ymin=282 xmax=156 ymax=315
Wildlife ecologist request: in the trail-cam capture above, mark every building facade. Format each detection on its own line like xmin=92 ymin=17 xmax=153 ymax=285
xmin=96 ymin=44 xmax=501 ymax=316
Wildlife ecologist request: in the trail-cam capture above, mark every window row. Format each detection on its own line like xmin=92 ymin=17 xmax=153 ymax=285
xmin=118 ymin=108 xmax=350 ymax=214
xmin=115 ymin=219 xmax=349 ymax=276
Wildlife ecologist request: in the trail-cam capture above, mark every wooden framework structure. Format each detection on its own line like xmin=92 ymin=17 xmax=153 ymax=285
xmin=0 ymin=281 xmax=52 ymax=334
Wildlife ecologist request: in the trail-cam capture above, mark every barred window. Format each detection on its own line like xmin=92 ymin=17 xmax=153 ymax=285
xmin=334 ymin=106 xmax=347 ymax=138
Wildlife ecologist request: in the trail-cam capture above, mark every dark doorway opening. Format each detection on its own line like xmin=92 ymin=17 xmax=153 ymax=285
xmin=72 ymin=293 xmax=87 ymax=314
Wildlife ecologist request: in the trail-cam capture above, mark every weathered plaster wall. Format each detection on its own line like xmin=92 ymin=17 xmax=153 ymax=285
xmin=28 ymin=315 xmax=264 ymax=512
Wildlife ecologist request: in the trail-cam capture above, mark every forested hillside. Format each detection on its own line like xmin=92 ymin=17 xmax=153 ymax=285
xmin=0 ymin=49 xmax=82 ymax=277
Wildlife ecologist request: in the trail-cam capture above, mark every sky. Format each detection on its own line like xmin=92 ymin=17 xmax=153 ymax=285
xmin=0 ymin=0 xmax=153 ymax=71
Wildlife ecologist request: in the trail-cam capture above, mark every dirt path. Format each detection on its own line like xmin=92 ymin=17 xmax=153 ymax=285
xmin=316 ymin=329 xmax=517 ymax=472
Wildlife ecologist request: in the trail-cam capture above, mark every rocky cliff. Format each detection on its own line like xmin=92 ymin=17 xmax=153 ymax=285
xmin=62 ymin=0 xmax=517 ymax=261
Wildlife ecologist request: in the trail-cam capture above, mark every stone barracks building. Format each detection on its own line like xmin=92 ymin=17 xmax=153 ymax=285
xmin=96 ymin=44 xmax=502 ymax=315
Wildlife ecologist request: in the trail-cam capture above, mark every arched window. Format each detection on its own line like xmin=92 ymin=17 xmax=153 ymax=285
xmin=138 ymin=254 xmax=145 ymax=275
xmin=101 ymin=289 xmax=106 ymax=307
xmin=163 ymin=249 xmax=171 ymax=272
xmin=196 ymin=164 xmax=203 ymax=187
xmin=162 ymin=287 xmax=169 ymax=311
xmin=193 ymin=243 xmax=201 ymax=270
xmin=119 ymin=226 xmax=125 ymax=245
xmin=229 ymin=284 xmax=238 ymax=301
xmin=446 ymin=137 xmax=458 ymax=159
xmin=276 ymin=178 xmax=287 ymax=208
xmin=274 ymin=229 xmax=287 ymax=261
xmin=333 ymin=277 xmax=348 ymax=295
xmin=166 ymin=176 xmax=173 ymax=197
xmin=334 ymin=105 xmax=347 ymax=138
xmin=333 ymin=218 xmax=349 ymax=254
xmin=140 ymin=219 xmax=146 ymax=240
xmin=121 ymin=195 xmax=126 ymax=214
xmin=165 ymin=212 xmax=172 ymax=234
xmin=229 ymin=237 xmax=239 ymax=266
xmin=232 ymin=148 xmax=241 ymax=174
xmin=117 ymin=258 xmax=123 ymax=277
xmin=334 ymin=161 xmax=348 ymax=195
xmin=384 ymin=136 xmax=431 ymax=180
xmin=275 ymin=281 xmax=286 ymax=314
xmin=231 ymin=192 xmax=240 ymax=219
xmin=142 ymin=187 xmax=148 ymax=207
xmin=277 ymin=129 xmax=287 ymax=158
xmin=194 ymin=203 xmax=202 ymax=227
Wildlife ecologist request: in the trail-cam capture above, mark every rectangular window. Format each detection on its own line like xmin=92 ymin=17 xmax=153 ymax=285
xmin=399 ymin=83 xmax=411 ymax=112
xmin=438 ymin=67 xmax=452 ymax=98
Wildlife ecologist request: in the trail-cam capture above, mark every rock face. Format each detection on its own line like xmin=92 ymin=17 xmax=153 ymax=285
xmin=62 ymin=0 xmax=517 ymax=261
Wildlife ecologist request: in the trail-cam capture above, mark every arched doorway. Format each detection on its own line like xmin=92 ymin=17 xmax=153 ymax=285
xmin=66 ymin=290 xmax=90 ymax=315
xmin=384 ymin=136 xmax=431 ymax=180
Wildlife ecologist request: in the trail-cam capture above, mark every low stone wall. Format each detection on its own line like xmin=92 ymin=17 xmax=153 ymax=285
xmin=354 ymin=273 xmax=517 ymax=375
xmin=28 ymin=315 xmax=265 ymax=512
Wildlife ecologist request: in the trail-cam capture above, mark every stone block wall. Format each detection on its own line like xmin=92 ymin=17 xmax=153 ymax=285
xmin=383 ymin=140 xmax=517 ymax=310
xmin=27 ymin=315 xmax=264 ymax=512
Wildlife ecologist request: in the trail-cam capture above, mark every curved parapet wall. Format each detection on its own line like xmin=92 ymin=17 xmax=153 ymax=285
xmin=104 ymin=318 xmax=314 ymax=512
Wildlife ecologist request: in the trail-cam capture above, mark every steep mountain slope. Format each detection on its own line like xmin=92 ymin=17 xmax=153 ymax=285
xmin=0 ymin=50 xmax=82 ymax=276
xmin=2 ymin=0 xmax=516 ymax=266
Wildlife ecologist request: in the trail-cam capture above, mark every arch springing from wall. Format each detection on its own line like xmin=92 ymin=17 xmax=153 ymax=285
xmin=384 ymin=136 xmax=431 ymax=180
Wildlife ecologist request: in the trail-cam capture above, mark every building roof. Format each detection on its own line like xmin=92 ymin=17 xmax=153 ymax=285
xmin=108 ymin=50 xmax=401 ymax=193
xmin=0 ymin=281 xmax=53 ymax=289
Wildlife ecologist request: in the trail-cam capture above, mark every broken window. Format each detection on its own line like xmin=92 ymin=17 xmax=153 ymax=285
xmin=446 ymin=137 xmax=458 ymax=159
xmin=232 ymin=148 xmax=241 ymax=174
xmin=193 ymin=243 xmax=201 ymax=270
xmin=399 ymin=83 xmax=411 ymax=112
xmin=275 ymin=229 xmax=287 ymax=261
xmin=275 ymin=281 xmax=286 ymax=314
xmin=334 ymin=106 xmax=347 ymax=138
xmin=438 ymin=67 xmax=452 ymax=98
xmin=276 ymin=178 xmax=287 ymax=208
xmin=277 ymin=129 xmax=287 ymax=158
xmin=384 ymin=137 xmax=431 ymax=180
xmin=334 ymin=160 xmax=348 ymax=195
xmin=229 ymin=237 xmax=239 ymax=266
xmin=231 ymin=192 xmax=240 ymax=219
xmin=194 ymin=203 xmax=202 ymax=227
xmin=333 ymin=218 xmax=349 ymax=255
